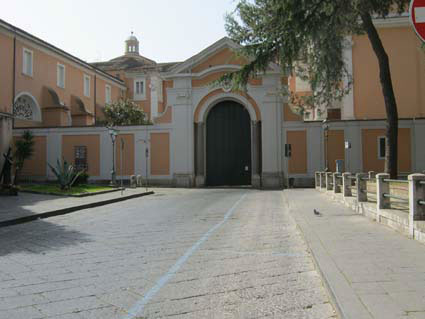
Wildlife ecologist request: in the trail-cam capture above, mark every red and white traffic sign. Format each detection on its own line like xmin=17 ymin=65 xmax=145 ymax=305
xmin=410 ymin=0 xmax=425 ymax=43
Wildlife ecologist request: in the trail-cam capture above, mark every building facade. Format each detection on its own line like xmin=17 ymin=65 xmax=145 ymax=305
xmin=3 ymin=14 xmax=425 ymax=188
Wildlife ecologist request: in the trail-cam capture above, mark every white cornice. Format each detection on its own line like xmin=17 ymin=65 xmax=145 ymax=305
xmin=373 ymin=16 xmax=410 ymax=28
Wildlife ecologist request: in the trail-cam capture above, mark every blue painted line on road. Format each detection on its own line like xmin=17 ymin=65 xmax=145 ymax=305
xmin=123 ymin=192 xmax=247 ymax=319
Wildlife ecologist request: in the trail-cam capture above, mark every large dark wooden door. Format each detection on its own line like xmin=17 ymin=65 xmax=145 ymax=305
xmin=206 ymin=101 xmax=251 ymax=186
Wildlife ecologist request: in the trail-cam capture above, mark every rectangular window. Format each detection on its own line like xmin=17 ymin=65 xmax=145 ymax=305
xmin=83 ymin=74 xmax=90 ymax=97
xmin=378 ymin=136 xmax=386 ymax=159
xmin=134 ymin=78 xmax=145 ymax=100
xmin=105 ymin=84 xmax=111 ymax=104
xmin=57 ymin=63 xmax=65 ymax=88
xmin=22 ymin=48 xmax=33 ymax=76
xmin=74 ymin=146 xmax=87 ymax=171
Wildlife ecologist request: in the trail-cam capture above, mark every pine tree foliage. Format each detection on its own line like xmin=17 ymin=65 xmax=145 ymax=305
xmin=224 ymin=0 xmax=410 ymax=178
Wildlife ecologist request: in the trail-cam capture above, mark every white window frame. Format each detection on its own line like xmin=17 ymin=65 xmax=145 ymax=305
xmin=377 ymin=136 xmax=386 ymax=160
xmin=83 ymin=74 xmax=91 ymax=97
xmin=22 ymin=48 xmax=33 ymax=77
xmin=57 ymin=63 xmax=66 ymax=89
xmin=105 ymin=84 xmax=112 ymax=104
xmin=133 ymin=78 xmax=146 ymax=101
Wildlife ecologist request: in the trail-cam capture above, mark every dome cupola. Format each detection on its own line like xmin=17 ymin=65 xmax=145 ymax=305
xmin=125 ymin=32 xmax=139 ymax=55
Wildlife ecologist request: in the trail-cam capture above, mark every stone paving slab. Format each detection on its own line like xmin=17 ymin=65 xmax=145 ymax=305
xmin=0 ymin=188 xmax=155 ymax=226
xmin=0 ymin=188 xmax=336 ymax=318
xmin=284 ymin=189 xmax=425 ymax=319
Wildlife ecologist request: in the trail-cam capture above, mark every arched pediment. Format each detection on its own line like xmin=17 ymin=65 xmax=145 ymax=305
xmin=71 ymin=95 xmax=92 ymax=116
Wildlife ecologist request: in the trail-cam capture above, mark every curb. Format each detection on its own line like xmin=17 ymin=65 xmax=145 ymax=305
xmin=20 ymin=188 xmax=123 ymax=198
xmin=0 ymin=191 xmax=154 ymax=228
xmin=282 ymin=191 xmax=373 ymax=319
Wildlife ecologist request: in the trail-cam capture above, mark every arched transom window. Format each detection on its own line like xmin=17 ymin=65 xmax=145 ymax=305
xmin=13 ymin=93 xmax=41 ymax=121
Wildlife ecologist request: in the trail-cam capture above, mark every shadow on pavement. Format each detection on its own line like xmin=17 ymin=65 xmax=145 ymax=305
xmin=0 ymin=219 xmax=92 ymax=257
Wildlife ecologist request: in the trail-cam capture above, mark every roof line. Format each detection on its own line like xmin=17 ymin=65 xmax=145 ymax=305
xmin=0 ymin=18 xmax=125 ymax=86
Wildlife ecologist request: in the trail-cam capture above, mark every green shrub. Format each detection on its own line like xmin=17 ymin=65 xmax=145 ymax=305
xmin=73 ymin=171 xmax=90 ymax=186
xmin=48 ymin=158 xmax=82 ymax=190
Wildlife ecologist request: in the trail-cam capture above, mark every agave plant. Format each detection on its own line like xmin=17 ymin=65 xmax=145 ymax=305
xmin=48 ymin=158 xmax=83 ymax=190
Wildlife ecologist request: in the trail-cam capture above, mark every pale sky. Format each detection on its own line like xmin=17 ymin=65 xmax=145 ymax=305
xmin=1 ymin=0 xmax=237 ymax=63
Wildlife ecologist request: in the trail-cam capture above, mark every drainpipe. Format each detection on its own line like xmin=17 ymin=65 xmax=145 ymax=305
xmin=94 ymin=74 xmax=97 ymax=126
xmin=12 ymin=27 xmax=16 ymax=128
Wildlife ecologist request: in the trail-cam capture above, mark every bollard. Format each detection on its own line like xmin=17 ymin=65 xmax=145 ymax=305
xmin=376 ymin=173 xmax=390 ymax=223
xmin=136 ymin=175 xmax=142 ymax=187
xmin=333 ymin=173 xmax=341 ymax=193
xmin=315 ymin=172 xmax=320 ymax=189
xmin=356 ymin=173 xmax=368 ymax=202
xmin=408 ymin=174 xmax=425 ymax=238
xmin=326 ymin=172 xmax=333 ymax=191
xmin=130 ymin=175 xmax=137 ymax=188
xmin=320 ymin=172 xmax=326 ymax=189
xmin=342 ymin=172 xmax=352 ymax=197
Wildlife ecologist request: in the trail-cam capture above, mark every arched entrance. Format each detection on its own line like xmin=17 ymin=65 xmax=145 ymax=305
xmin=206 ymin=101 xmax=252 ymax=186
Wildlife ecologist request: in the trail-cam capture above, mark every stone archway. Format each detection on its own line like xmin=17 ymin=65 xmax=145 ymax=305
xmin=194 ymin=91 xmax=262 ymax=188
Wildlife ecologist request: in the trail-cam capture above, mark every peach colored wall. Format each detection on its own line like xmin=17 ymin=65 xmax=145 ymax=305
xmin=0 ymin=33 xmax=14 ymax=113
xmin=11 ymin=37 xmax=122 ymax=127
xmin=287 ymin=130 xmax=307 ymax=174
xmin=325 ymin=130 xmax=345 ymax=172
xmin=150 ymin=132 xmax=170 ymax=176
xmin=155 ymin=107 xmax=172 ymax=124
xmin=159 ymin=80 xmax=173 ymax=113
xmin=283 ymin=104 xmax=303 ymax=122
xmin=124 ymin=77 xmax=151 ymax=119
xmin=192 ymin=71 xmax=227 ymax=88
xmin=62 ymin=135 xmax=100 ymax=176
xmin=13 ymin=136 xmax=46 ymax=176
xmin=362 ymin=128 xmax=411 ymax=173
xmin=192 ymin=71 xmax=263 ymax=88
xmin=353 ymin=27 xmax=425 ymax=119
xmin=115 ymin=134 xmax=135 ymax=176
xmin=192 ymin=48 xmax=246 ymax=73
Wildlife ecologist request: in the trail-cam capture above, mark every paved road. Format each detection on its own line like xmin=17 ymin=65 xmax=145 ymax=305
xmin=0 ymin=188 xmax=336 ymax=319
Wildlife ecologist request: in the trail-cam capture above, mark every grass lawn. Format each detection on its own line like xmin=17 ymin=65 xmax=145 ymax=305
xmin=20 ymin=184 xmax=116 ymax=196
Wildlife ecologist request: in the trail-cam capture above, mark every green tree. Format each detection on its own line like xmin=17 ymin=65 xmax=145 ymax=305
xmin=101 ymin=98 xmax=150 ymax=127
xmin=224 ymin=0 xmax=410 ymax=178
xmin=14 ymin=130 xmax=35 ymax=185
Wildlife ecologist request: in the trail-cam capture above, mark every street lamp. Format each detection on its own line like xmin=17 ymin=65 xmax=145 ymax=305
xmin=322 ymin=120 xmax=329 ymax=172
xmin=138 ymin=138 xmax=150 ymax=192
xmin=108 ymin=127 xmax=118 ymax=187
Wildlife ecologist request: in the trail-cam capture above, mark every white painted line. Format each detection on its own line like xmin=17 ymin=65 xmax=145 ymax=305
xmin=415 ymin=7 xmax=425 ymax=23
xmin=122 ymin=192 xmax=247 ymax=319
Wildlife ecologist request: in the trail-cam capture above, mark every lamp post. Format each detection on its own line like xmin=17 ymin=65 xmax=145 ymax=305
xmin=138 ymin=138 xmax=150 ymax=192
xmin=322 ymin=120 xmax=329 ymax=172
xmin=108 ymin=127 xmax=118 ymax=187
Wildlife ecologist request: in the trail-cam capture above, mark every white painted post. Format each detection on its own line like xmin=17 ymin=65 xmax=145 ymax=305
xmin=342 ymin=172 xmax=352 ymax=197
xmin=326 ymin=172 xmax=333 ymax=191
xmin=408 ymin=174 xmax=425 ymax=238
xmin=315 ymin=172 xmax=320 ymax=189
xmin=376 ymin=173 xmax=390 ymax=222
xmin=368 ymin=171 xmax=376 ymax=180
xmin=356 ymin=173 xmax=368 ymax=202
xmin=320 ymin=172 xmax=326 ymax=189
xmin=136 ymin=175 xmax=142 ymax=187
xmin=130 ymin=175 xmax=137 ymax=188
xmin=333 ymin=173 xmax=341 ymax=193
